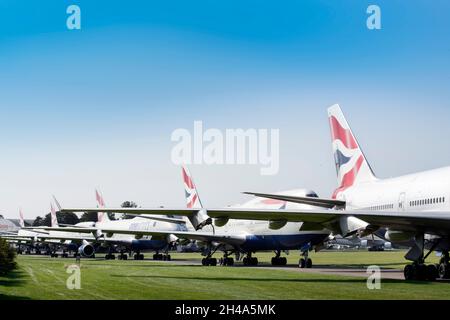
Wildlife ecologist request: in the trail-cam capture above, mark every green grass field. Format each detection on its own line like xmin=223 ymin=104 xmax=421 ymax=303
xmin=1 ymin=250 xmax=449 ymax=300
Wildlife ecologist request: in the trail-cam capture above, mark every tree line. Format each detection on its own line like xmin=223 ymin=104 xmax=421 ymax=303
xmin=31 ymin=201 xmax=138 ymax=226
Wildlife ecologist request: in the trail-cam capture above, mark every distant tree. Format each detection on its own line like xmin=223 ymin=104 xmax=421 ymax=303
xmin=121 ymin=201 xmax=138 ymax=208
xmin=41 ymin=211 xmax=80 ymax=226
xmin=32 ymin=216 xmax=44 ymax=226
xmin=119 ymin=201 xmax=138 ymax=219
xmin=58 ymin=212 xmax=79 ymax=225
xmin=0 ymin=238 xmax=16 ymax=275
xmin=79 ymin=211 xmax=98 ymax=223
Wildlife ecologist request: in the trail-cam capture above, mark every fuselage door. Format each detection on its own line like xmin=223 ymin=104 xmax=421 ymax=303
xmin=398 ymin=192 xmax=406 ymax=211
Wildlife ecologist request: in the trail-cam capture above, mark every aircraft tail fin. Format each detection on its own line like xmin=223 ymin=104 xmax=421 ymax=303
xmin=95 ymin=189 xmax=110 ymax=223
xmin=19 ymin=208 xmax=25 ymax=228
xmin=181 ymin=166 xmax=209 ymax=230
xmin=182 ymin=166 xmax=203 ymax=209
xmin=328 ymin=104 xmax=377 ymax=198
xmin=50 ymin=203 xmax=59 ymax=228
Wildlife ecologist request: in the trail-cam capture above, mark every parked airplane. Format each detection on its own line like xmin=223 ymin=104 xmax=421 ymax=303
xmin=203 ymin=104 xmax=450 ymax=281
xmin=61 ymin=104 xmax=450 ymax=281
xmin=61 ymin=167 xmax=331 ymax=267
xmin=33 ymin=190 xmax=189 ymax=260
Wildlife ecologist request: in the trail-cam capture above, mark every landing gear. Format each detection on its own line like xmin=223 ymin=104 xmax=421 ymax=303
xmin=118 ymin=251 xmax=128 ymax=260
xmin=62 ymin=252 xmax=69 ymax=258
xmin=403 ymin=234 xmax=442 ymax=281
xmin=404 ymin=263 xmax=438 ymax=281
xmin=105 ymin=254 xmax=116 ymax=260
xmin=298 ymin=249 xmax=312 ymax=268
xmin=202 ymin=257 xmax=217 ymax=266
xmin=134 ymin=252 xmax=144 ymax=260
xmin=243 ymin=253 xmax=258 ymax=266
xmin=271 ymin=251 xmax=287 ymax=266
xmin=153 ymin=253 xmax=163 ymax=260
xmin=51 ymin=252 xmax=58 ymax=258
xmin=219 ymin=252 xmax=234 ymax=266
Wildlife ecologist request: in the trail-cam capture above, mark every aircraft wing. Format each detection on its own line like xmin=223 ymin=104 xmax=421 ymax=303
xmin=100 ymin=228 xmax=245 ymax=245
xmin=0 ymin=233 xmax=94 ymax=242
xmin=61 ymin=208 xmax=198 ymax=215
xmin=32 ymin=225 xmax=245 ymax=245
xmin=61 ymin=207 xmax=450 ymax=237
xmin=24 ymin=226 xmax=97 ymax=233
xmin=243 ymin=192 xmax=346 ymax=209
xmin=123 ymin=214 xmax=186 ymax=224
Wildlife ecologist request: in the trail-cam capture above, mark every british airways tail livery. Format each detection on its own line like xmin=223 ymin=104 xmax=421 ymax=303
xmin=95 ymin=189 xmax=110 ymax=223
xmin=328 ymin=104 xmax=377 ymax=199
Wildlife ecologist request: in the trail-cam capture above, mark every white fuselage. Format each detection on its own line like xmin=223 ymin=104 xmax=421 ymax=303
xmin=49 ymin=216 xmax=187 ymax=251
xmin=339 ymin=166 xmax=450 ymax=213
xmin=197 ymin=189 xmax=330 ymax=251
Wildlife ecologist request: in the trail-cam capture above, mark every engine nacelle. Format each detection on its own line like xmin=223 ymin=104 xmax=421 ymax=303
xmin=78 ymin=244 xmax=95 ymax=257
xmin=339 ymin=216 xmax=369 ymax=237
xmin=385 ymin=230 xmax=414 ymax=242
xmin=214 ymin=217 xmax=229 ymax=227
xmin=268 ymin=219 xmax=287 ymax=230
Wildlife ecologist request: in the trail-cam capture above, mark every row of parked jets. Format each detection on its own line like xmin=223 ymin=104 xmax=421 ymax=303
xmin=2 ymin=104 xmax=450 ymax=281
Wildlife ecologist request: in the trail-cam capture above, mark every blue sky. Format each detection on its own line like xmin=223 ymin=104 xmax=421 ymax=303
xmin=0 ymin=1 xmax=449 ymax=218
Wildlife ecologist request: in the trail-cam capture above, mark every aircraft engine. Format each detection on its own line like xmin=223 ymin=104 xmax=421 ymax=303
xmin=78 ymin=244 xmax=95 ymax=257
xmin=214 ymin=217 xmax=229 ymax=227
xmin=268 ymin=219 xmax=287 ymax=230
xmin=385 ymin=230 xmax=414 ymax=242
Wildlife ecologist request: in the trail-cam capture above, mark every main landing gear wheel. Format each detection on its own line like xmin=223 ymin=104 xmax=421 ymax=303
xmin=118 ymin=253 xmax=128 ymax=260
xmin=162 ymin=254 xmax=171 ymax=261
xmin=134 ymin=253 xmax=144 ymax=260
xmin=201 ymin=257 xmax=217 ymax=266
xmin=271 ymin=257 xmax=287 ymax=266
xmin=153 ymin=253 xmax=163 ymax=260
xmin=105 ymin=254 xmax=116 ymax=260
xmin=299 ymin=258 xmax=312 ymax=268
xmin=404 ymin=263 xmax=438 ymax=281
xmin=223 ymin=257 xmax=234 ymax=266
